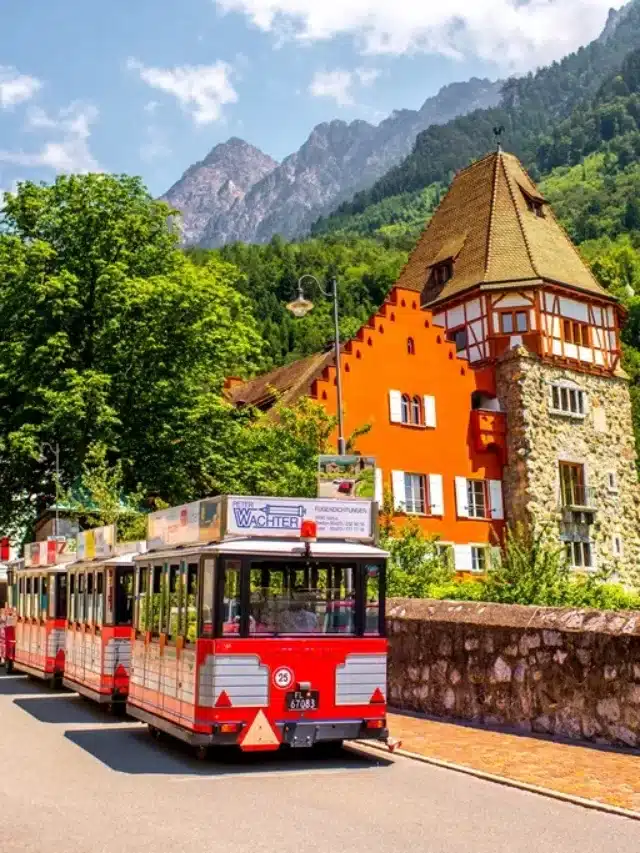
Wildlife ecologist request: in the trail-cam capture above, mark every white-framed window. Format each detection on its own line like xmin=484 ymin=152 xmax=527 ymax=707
xmin=455 ymin=477 xmax=503 ymax=520
xmin=401 ymin=394 xmax=411 ymax=424
xmin=392 ymin=471 xmax=444 ymax=515
xmin=388 ymin=390 xmax=436 ymax=428
xmin=565 ymin=540 xmax=593 ymax=569
xmin=467 ymin=480 xmax=488 ymax=519
xmin=404 ymin=473 xmax=428 ymax=514
xmin=612 ymin=535 xmax=624 ymax=558
xmin=607 ymin=471 xmax=618 ymax=492
xmin=550 ymin=382 xmax=586 ymax=418
xmin=411 ymin=396 xmax=422 ymax=424
xmin=471 ymin=546 xmax=488 ymax=573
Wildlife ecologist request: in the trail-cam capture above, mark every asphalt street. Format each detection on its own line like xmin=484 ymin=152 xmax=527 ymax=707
xmin=0 ymin=673 xmax=637 ymax=853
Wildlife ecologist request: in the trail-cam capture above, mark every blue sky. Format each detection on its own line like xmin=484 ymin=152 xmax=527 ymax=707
xmin=0 ymin=0 xmax=624 ymax=196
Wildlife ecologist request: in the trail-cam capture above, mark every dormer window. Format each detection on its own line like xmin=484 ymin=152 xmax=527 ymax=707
xmin=519 ymin=183 xmax=546 ymax=218
xmin=526 ymin=197 xmax=545 ymax=218
xmin=433 ymin=262 xmax=453 ymax=286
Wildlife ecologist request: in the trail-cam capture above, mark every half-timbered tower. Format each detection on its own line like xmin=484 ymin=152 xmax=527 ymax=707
xmin=398 ymin=147 xmax=640 ymax=582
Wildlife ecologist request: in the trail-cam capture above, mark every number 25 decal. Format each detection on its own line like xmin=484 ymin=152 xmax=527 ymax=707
xmin=273 ymin=666 xmax=294 ymax=689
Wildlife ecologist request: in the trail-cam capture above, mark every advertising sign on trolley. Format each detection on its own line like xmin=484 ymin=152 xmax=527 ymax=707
xmin=76 ymin=524 xmax=116 ymax=561
xmin=24 ymin=539 xmax=67 ymax=567
xmin=226 ymin=496 xmax=374 ymax=540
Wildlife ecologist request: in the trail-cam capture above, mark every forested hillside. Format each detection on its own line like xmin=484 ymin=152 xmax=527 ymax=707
xmin=314 ymin=0 xmax=640 ymax=233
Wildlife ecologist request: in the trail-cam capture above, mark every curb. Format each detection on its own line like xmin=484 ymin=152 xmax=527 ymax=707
xmin=353 ymin=740 xmax=640 ymax=822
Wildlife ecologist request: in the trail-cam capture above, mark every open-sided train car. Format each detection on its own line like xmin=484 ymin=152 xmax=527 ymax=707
xmin=63 ymin=525 xmax=143 ymax=710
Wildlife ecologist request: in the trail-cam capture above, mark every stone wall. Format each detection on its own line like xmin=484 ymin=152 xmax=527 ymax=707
xmin=388 ymin=598 xmax=640 ymax=748
xmin=496 ymin=346 xmax=640 ymax=586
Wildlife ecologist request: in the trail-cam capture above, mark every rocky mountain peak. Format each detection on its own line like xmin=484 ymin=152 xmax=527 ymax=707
xmin=164 ymin=75 xmax=502 ymax=249
xmin=162 ymin=139 xmax=278 ymax=246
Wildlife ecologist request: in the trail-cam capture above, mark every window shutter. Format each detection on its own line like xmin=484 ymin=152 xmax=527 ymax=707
xmin=489 ymin=480 xmax=504 ymax=520
xmin=374 ymin=468 xmax=383 ymax=506
xmin=428 ymin=474 xmax=444 ymax=516
xmin=455 ymin=477 xmax=469 ymax=518
xmin=389 ymin=390 xmax=402 ymax=423
xmin=391 ymin=470 xmax=405 ymax=511
xmin=454 ymin=544 xmax=472 ymax=571
xmin=423 ymin=395 xmax=437 ymax=428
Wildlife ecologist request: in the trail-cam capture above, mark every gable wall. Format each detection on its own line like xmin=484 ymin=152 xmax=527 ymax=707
xmin=313 ymin=286 xmax=504 ymax=549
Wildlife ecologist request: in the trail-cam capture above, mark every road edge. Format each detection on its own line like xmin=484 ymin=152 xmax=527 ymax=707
xmin=352 ymin=740 xmax=640 ymax=822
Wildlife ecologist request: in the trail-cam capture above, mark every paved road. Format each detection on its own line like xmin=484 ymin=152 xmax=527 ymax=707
xmin=0 ymin=674 xmax=637 ymax=853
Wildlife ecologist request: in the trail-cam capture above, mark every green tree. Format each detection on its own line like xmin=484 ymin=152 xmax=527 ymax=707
xmin=0 ymin=175 xmax=263 ymax=533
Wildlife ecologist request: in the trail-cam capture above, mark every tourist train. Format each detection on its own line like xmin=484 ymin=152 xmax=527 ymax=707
xmin=0 ymin=495 xmax=391 ymax=756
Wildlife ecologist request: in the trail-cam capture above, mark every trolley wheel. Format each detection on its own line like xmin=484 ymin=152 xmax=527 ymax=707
xmin=195 ymin=745 xmax=209 ymax=761
xmin=4 ymin=659 xmax=13 ymax=674
xmin=148 ymin=724 xmax=162 ymax=741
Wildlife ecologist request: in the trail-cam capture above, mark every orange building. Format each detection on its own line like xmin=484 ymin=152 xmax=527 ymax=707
xmin=231 ymin=148 xmax=640 ymax=584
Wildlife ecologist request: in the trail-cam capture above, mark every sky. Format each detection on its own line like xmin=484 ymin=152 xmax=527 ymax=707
xmin=0 ymin=0 xmax=627 ymax=197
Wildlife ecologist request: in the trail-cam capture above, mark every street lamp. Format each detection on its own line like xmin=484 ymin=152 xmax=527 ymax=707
xmin=40 ymin=442 xmax=61 ymax=539
xmin=286 ymin=275 xmax=346 ymax=455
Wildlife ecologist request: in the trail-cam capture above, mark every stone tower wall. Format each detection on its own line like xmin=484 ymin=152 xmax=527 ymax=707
xmin=496 ymin=347 xmax=640 ymax=586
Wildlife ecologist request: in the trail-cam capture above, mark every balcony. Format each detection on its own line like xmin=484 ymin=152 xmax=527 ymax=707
xmin=470 ymin=409 xmax=507 ymax=460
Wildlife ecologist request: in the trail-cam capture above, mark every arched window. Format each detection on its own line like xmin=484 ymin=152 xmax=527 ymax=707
xmin=411 ymin=396 xmax=422 ymax=425
xmin=401 ymin=394 xmax=410 ymax=424
xmin=407 ymin=337 xmax=416 ymax=355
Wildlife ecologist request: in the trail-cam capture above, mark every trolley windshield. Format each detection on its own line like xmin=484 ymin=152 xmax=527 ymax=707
xmin=219 ymin=556 xmax=384 ymax=638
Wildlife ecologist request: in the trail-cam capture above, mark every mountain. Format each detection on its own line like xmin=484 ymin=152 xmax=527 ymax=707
xmin=317 ymin=0 xmax=640 ymax=233
xmin=162 ymin=138 xmax=278 ymax=246
xmin=164 ymin=77 xmax=502 ymax=248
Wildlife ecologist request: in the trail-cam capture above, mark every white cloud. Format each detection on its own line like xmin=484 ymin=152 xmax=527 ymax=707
xmin=309 ymin=66 xmax=380 ymax=106
xmin=216 ymin=0 xmax=622 ymax=71
xmin=127 ymin=58 xmax=237 ymax=124
xmin=0 ymin=102 xmax=100 ymax=173
xmin=0 ymin=67 xmax=42 ymax=108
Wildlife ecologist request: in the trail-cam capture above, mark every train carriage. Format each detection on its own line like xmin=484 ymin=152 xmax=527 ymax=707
xmin=12 ymin=542 xmax=72 ymax=684
xmin=63 ymin=526 xmax=143 ymax=708
xmin=0 ymin=559 xmax=19 ymax=672
xmin=127 ymin=495 xmax=389 ymax=754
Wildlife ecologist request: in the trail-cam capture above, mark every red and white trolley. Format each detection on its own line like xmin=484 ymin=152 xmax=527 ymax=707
xmin=12 ymin=541 xmax=72 ymax=684
xmin=63 ymin=525 xmax=142 ymax=709
xmin=127 ymin=496 xmax=389 ymax=753
xmin=0 ymin=558 xmax=19 ymax=672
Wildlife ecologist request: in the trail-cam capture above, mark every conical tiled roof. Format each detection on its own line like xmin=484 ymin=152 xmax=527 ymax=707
xmin=396 ymin=149 xmax=608 ymax=305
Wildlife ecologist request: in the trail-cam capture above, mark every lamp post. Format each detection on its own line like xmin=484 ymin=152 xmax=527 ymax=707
xmin=286 ymin=275 xmax=346 ymax=455
xmin=40 ymin=442 xmax=60 ymax=538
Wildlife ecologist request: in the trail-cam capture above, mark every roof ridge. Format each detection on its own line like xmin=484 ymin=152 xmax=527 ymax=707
xmin=501 ymin=153 xmax=538 ymax=277
xmin=483 ymin=151 xmax=501 ymax=283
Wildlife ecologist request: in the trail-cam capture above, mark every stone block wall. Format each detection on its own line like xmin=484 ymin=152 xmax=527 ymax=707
xmin=496 ymin=346 xmax=640 ymax=586
xmin=387 ymin=598 xmax=640 ymax=748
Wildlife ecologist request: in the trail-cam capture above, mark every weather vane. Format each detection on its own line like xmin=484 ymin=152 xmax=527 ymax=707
xmin=493 ymin=125 xmax=505 ymax=152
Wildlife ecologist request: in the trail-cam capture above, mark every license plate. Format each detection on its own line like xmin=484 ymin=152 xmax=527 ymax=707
xmin=285 ymin=690 xmax=319 ymax=711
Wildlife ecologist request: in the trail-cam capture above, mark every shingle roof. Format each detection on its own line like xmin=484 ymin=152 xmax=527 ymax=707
xmin=395 ymin=150 xmax=608 ymax=305
xmin=227 ymin=351 xmax=333 ymax=408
